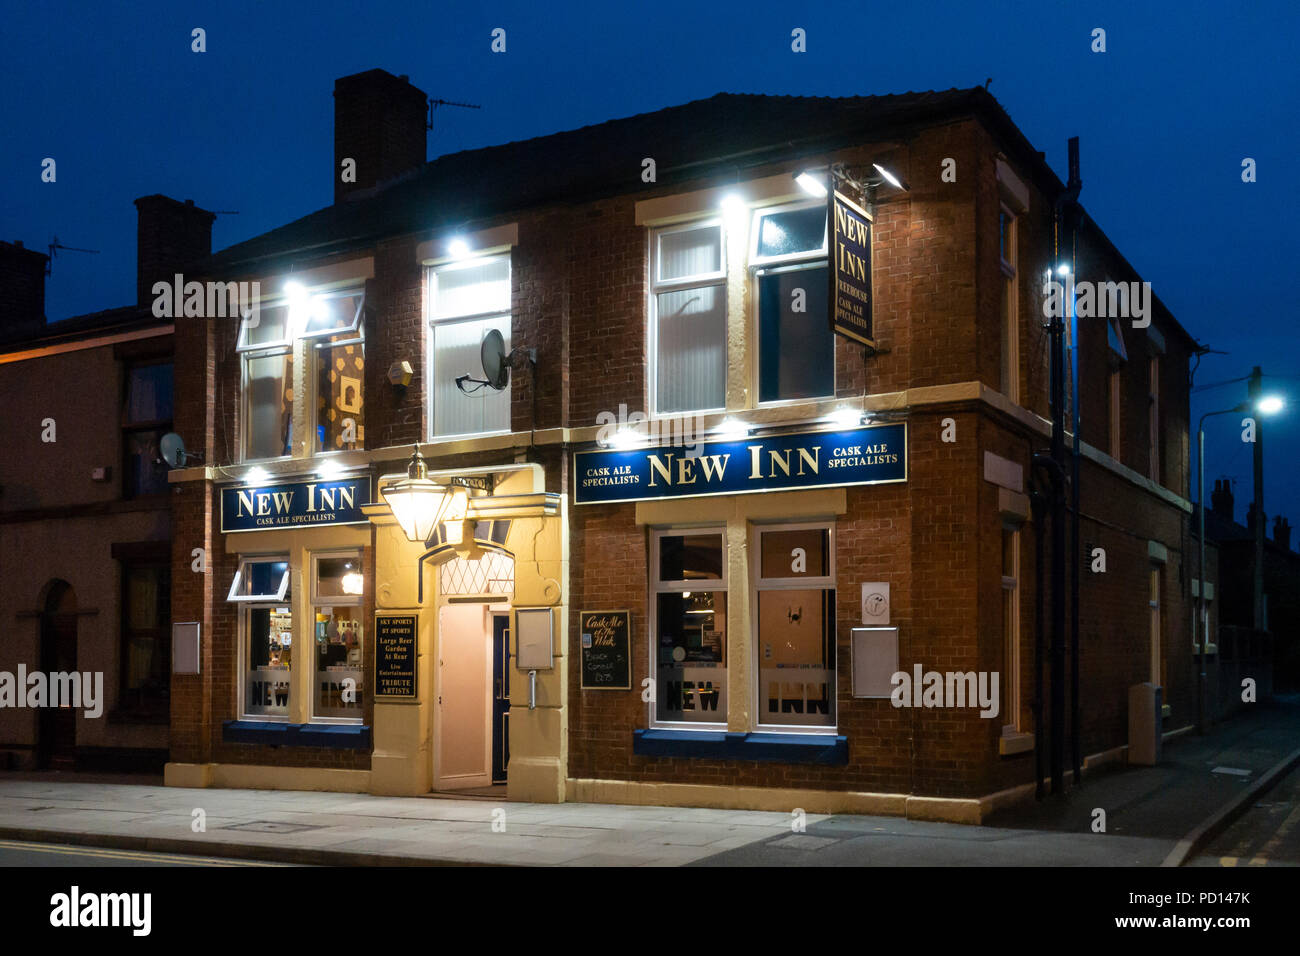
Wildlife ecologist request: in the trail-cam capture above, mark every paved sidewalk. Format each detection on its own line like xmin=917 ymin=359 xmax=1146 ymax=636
xmin=982 ymin=695 xmax=1300 ymax=846
xmin=0 ymin=698 xmax=1294 ymax=866
xmin=0 ymin=780 xmax=820 ymax=866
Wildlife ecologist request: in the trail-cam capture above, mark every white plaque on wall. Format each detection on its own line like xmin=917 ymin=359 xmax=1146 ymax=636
xmin=851 ymin=626 xmax=899 ymax=698
xmin=172 ymin=622 xmax=200 ymax=675
xmin=515 ymin=607 xmax=554 ymax=670
xmin=861 ymin=582 xmax=890 ymax=625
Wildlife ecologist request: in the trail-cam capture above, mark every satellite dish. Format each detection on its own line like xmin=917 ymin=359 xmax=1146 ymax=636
xmin=456 ymin=334 xmax=534 ymax=395
xmin=160 ymin=432 xmax=199 ymax=468
xmin=480 ymin=329 xmax=510 ymax=390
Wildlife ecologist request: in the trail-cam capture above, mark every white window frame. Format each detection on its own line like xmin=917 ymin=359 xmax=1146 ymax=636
xmin=227 ymin=556 xmax=291 ymax=603
xmin=426 ymin=253 xmax=513 ymax=440
xmin=648 ymin=526 xmax=728 ymax=731
xmin=748 ymin=201 xmax=827 ymax=268
xmin=749 ymin=201 xmax=833 ymax=408
xmin=1149 ymin=565 xmax=1162 ymax=686
xmin=999 ymin=203 xmax=1019 ymax=403
xmin=1109 ymin=366 xmax=1123 ymax=461
xmin=298 ymin=289 xmax=363 ymax=341
xmin=648 ymin=219 xmax=727 ymax=416
xmin=751 ymin=521 xmax=837 ymax=734
xmin=238 ymin=335 xmax=294 ymax=463
xmin=237 ymin=287 xmax=366 ymax=462
xmin=1148 ymin=354 xmax=1160 ymax=483
xmin=1001 ymin=523 xmax=1021 ymax=734
xmin=309 ymin=549 xmax=364 ymax=724
xmin=232 ymin=553 xmax=293 ymax=722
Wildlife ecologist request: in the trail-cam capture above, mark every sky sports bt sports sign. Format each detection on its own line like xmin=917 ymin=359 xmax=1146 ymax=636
xmin=574 ymin=423 xmax=906 ymax=505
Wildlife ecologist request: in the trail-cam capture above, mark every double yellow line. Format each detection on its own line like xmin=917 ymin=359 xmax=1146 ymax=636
xmin=0 ymin=840 xmax=284 ymax=866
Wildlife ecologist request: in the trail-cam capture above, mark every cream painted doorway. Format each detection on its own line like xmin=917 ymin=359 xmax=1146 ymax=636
xmin=434 ymin=604 xmax=494 ymax=790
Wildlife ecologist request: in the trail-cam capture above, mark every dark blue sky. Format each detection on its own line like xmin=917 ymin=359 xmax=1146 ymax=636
xmin=4 ymin=0 xmax=1297 ymax=522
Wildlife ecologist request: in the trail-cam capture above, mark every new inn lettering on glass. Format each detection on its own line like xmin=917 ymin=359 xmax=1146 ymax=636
xmin=220 ymin=476 xmax=373 ymax=532
xmin=574 ymin=424 xmax=906 ymax=505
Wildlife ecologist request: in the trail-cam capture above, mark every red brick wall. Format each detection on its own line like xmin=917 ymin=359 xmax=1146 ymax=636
xmin=173 ymin=107 xmax=1196 ymax=798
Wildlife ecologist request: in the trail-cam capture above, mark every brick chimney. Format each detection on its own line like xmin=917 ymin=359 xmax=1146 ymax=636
xmin=0 ymin=240 xmax=50 ymax=340
xmin=334 ymin=69 xmax=428 ymax=204
xmin=134 ymin=195 xmax=217 ymax=309
xmin=1274 ymin=516 xmax=1292 ymax=551
xmin=1247 ymin=501 xmax=1265 ymax=534
xmin=1211 ymin=478 xmax=1234 ymax=522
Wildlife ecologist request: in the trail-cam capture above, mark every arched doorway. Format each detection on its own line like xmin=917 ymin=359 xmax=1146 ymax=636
xmin=37 ymin=580 xmax=77 ymax=769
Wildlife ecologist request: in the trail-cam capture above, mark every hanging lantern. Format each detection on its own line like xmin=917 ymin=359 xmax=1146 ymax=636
xmin=381 ymin=445 xmax=454 ymax=543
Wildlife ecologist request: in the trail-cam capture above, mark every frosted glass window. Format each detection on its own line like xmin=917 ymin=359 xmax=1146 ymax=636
xmin=754 ymin=205 xmax=826 ymax=261
xmin=657 ymin=225 xmax=724 ymax=283
xmin=651 ymin=222 xmax=726 ymax=414
xmin=431 ymin=257 xmax=510 ymax=319
xmin=429 ymin=254 xmax=512 ymax=438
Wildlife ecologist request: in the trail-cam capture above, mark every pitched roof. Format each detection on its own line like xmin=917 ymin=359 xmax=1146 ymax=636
xmin=202 ymin=85 xmax=1198 ymax=350
xmin=206 ymin=88 xmax=1021 ymax=273
xmin=0 ymin=304 xmax=165 ymax=353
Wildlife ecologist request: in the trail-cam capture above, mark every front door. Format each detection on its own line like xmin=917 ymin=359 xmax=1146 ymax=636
xmin=491 ymin=614 xmax=510 ymax=784
xmin=38 ymin=612 xmax=77 ymax=769
xmin=434 ymin=604 xmax=492 ymax=790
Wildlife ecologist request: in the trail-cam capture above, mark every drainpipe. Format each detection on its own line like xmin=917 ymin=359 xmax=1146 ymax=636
xmin=1064 ymin=138 xmax=1083 ymax=785
xmin=1029 ymin=476 xmax=1050 ymax=800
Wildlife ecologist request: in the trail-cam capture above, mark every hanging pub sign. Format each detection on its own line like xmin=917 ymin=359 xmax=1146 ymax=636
xmin=580 ymin=610 xmax=632 ymax=690
xmin=220 ymin=474 xmax=372 ymax=533
xmin=374 ymin=613 xmax=418 ymax=700
xmin=575 ymin=422 xmax=906 ymax=505
xmin=830 ymin=187 xmax=875 ymax=346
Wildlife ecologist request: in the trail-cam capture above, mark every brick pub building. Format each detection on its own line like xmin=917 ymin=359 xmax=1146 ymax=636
xmin=166 ymin=69 xmax=1201 ymax=820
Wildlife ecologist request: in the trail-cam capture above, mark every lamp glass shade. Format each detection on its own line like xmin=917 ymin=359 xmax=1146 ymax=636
xmin=445 ymin=484 xmax=469 ymax=522
xmin=382 ymin=479 xmax=449 ymax=543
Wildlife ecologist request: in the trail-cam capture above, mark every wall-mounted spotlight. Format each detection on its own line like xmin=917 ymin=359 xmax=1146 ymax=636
xmin=795 ymin=170 xmax=828 ymax=198
xmin=871 ymin=163 xmax=910 ymax=192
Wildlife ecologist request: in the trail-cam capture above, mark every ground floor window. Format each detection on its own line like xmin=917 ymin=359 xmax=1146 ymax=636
xmin=245 ymin=605 xmax=294 ymax=718
xmin=119 ymin=560 xmax=170 ymax=715
xmin=311 ymin=552 xmax=364 ymax=720
xmin=231 ymin=556 xmax=293 ymax=718
xmin=651 ymin=528 xmax=727 ymax=724
xmin=754 ymin=523 xmax=836 ymax=729
xmin=1001 ymin=524 xmax=1021 ymax=732
xmin=1149 ymin=565 xmax=1163 ymax=686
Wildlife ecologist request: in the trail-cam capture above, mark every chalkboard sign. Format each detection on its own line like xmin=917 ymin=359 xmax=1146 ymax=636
xmin=375 ymin=614 xmax=418 ymax=700
xmin=579 ymin=610 xmax=631 ymax=690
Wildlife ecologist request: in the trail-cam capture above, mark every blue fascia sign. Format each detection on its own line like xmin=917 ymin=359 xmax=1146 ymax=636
xmin=220 ymin=474 xmax=373 ymax=532
xmin=574 ymin=423 xmax=906 ymax=505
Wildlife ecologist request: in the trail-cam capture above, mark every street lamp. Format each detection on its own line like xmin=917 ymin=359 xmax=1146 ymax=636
xmin=1196 ymin=394 xmax=1285 ymax=732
